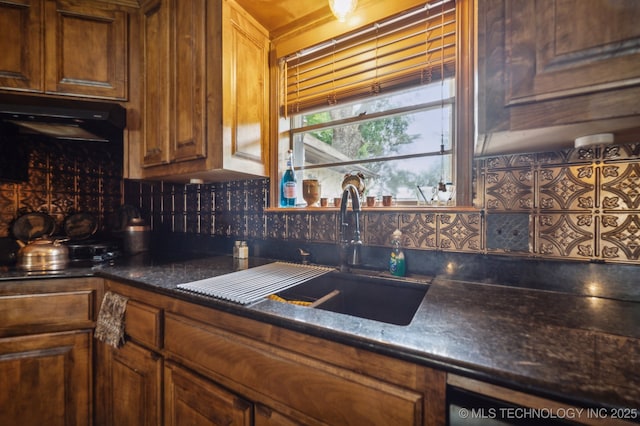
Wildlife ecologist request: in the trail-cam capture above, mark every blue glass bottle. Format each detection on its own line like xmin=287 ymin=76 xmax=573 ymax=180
xmin=280 ymin=149 xmax=297 ymax=207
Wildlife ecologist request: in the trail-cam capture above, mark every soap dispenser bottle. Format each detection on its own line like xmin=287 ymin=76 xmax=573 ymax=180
xmin=389 ymin=229 xmax=406 ymax=277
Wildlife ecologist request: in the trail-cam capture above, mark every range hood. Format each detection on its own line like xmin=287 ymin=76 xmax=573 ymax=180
xmin=0 ymin=94 xmax=125 ymax=142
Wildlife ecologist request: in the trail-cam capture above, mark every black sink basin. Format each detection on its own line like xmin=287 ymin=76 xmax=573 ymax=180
xmin=275 ymin=271 xmax=429 ymax=326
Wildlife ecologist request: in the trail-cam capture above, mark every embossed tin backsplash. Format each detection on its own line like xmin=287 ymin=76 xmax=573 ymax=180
xmin=0 ymin=138 xmax=123 ymax=237
xmin=124 ymin=142 xmax=640 ymax=265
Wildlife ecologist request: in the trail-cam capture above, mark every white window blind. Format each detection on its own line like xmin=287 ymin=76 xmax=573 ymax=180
xmin=282 ymin=0 xmax=456 ymax=116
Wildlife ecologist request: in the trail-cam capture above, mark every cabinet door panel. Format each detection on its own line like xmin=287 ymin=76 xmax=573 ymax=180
xmin=507 ymin=0 xmax=640 ymax=104
xmin=0 ymin=330 xmax=91 ymax=426
xmin=165 ymin=362 xmax=252 ymax=426
xmin=171 ymin=0 xmax=206 ymax=162
xmin=109 ymin=342 xmax=162 ymax=426
xmin=124 ymin=300 xmax=162 ymax=350
xmin=165 ymin=312 xmax=423 ymax=426
xmin=0 ymin=0 xmax=42 ymax=92
xmin=140 ymin=0 xmax=170 ymax=167
xmin=476 ymin=0 xmax=640 ymax=155
xmin=222 ymin=1 xmax=269 ymax=172
xmin=44 ymin=0 xmax=127 ymax=99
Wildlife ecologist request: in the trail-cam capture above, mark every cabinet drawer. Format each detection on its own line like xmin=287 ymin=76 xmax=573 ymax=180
xmin=165 ymin=312 xmax=422 ymax=426
xmin=0 ymin=291 xmax=94 ymax=336
xmin=125 ymin=300 xmax=162 ymax=350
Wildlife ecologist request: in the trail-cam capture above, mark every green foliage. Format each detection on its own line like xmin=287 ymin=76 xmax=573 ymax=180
xmin=357 ymin=115 xmax=416 ymax=159
xmin=304 ymin=112 xmax=333 ymax=145
xmin=301 ymin=97 xmax=447 ymax=199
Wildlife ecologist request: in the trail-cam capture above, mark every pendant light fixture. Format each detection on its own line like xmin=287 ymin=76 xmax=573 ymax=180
xmin=328 ymin=0 xmax=357 ymax=22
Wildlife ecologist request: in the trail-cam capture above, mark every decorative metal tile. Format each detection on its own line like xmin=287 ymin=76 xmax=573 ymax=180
xmin=18 ymin=191 xmax=48 ymax=213
xmin=77 ymin=194 xmax=100 ymax=213
xmin=50 ymin=196 xmax=75 ymax=219
xmin=364 ymin=212 xmax=399 ymax=246
xmin=309 ymin=212 xmax=337 ymax=243
xmin=538 ymin=166 xmax=595 ymax=210
xmin=103 ymin=195 xmax=121 ymax=214
xmin=215 ymin=182 xmax=230 ymax=213
xmin=26 ymin=142 xmax=48 ymax=169
xmin=484 ymin=169 xmax=533 ymax=210
xmin=186 ymin=184 xmax=199 ymax=212
xmin=229 ymin=180 xmax=247 ymax=212
xmin=200 ymin=211 xmax=214 ymax=236
xmin=231 ymin=213 xmax=247 ymax=237
xmin=160 ymin=212 xmax=173 ymax=232
xmin=51 ymin=170 xmax=75 ymax=194
xmin=486 ymin=213 xmax=529 ymax=252
xmin=20 ymin=167 xmax=47 ymax=193
xmin=399 ymin=212 xmax=437 ymax=249
xmin=600 ymin=213 xmax=640 ymax=261
xmin=78 ymin=173 xmax=100 ymax=196
xmin=438 ymin=213 xmax=482 ymax=252
xmin=104 ymin=177 xmax=121 ymax=199
xmin=186 ymin=212 xmax=199 ymax=234
xmin=287 ymin=212 xmax=309 ymax=241
xmin=0 ymin=187 xmax=17 ymax=212
xmin=535 ymin=213 xmax=595 ymax=259
xmin=0 ymin=215 xmax=13 ymax=237
xmin=113 ymin=141 xmax=640 ymax=265
xmin=246 ymin=213 xmax=265 ymax=239
xmin=610 ymin=142 xmax=640 ymax=160
xmin=265 ymin=212 xmax=286 ymax=240
xmin=245 ymin=179 xmax=268 ymax=212
xmin=173 ymin=187 xmax=185 ymax=214
xmin=200 ymin=185 xmax=213 ymax=214
xmin=152 ymin=186 xmax=163 ymax=230
xmin=162 ymin=185 xmax=175 ymax=216
xmin=483 ymin=153 xmax=536 ymax=169
xmin=600 ymin=163 xmax=640 ymax=210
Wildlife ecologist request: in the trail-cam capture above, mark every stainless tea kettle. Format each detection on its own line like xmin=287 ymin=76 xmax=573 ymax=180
xmin=17 ymin=237 xmax=69 ymax=271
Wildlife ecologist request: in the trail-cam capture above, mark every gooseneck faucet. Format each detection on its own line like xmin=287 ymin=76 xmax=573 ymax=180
xmin=339 ymin=184 xmax=362 ymax=272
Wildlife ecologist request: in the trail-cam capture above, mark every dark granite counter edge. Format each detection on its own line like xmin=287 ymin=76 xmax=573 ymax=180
xmin=94 ymin=265 xmax=639 ymax=412
xmin=2 ymin=255 xmax=638 ymax=413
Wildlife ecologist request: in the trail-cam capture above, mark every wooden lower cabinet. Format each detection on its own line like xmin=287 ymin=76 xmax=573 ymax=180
xmin=95 ymin=284 xmax=163 ymax=426
xmin=0 ymin=330 xmax=92 ymax=426
xmin=96 ymin=341 xmax=162 ymax=426
xmin=0 ymin=277 xmax=102 ymax=426
xmin=98 ymin=280 xmax=447 ymax=425
xmin=164 ymin=312 xmax=426 ymax=425
xmin=165 ymin=361 xmax=252 ymax=426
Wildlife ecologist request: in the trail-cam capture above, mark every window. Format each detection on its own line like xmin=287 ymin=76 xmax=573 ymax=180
xmin=277 ymin=0 xmax=466 ymax=207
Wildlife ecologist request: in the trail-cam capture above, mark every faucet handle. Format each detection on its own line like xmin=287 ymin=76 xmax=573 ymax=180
xmin=298 ymin=248 xmax=311 ymax=264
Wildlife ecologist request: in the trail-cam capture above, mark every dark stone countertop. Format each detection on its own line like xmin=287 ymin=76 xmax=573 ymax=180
xmin=2 ymin=253 xmax=639 ymax=412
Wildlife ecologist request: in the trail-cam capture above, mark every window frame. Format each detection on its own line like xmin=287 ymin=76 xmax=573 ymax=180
xmin=289 ymin=85 xmax=457 ymax=205
xmin=269 ymin=0 xmax=474 ymax=209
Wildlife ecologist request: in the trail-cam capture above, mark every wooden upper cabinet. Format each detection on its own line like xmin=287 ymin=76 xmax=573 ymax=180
xmin=139 ymin=0 xmax=205 ymax=168
xmin=0 ymin=0 xmax=43 ymax=92
xmin=0 ymin=0 xmax=129 ymax=100
xmin=476 ymin=0 xmax=640 ymax=155
xmin=171 ymin=0 xmax=206 ymax=163
xmin=44 ymin=0 xmax=128 ymax=100
xmin=140 ymin=0 xmax=170 ymax=166
xmin=220 ymin=0 xmax=269 ymax=175
xmin=134 ymin=0 xmax=269 ymax=181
